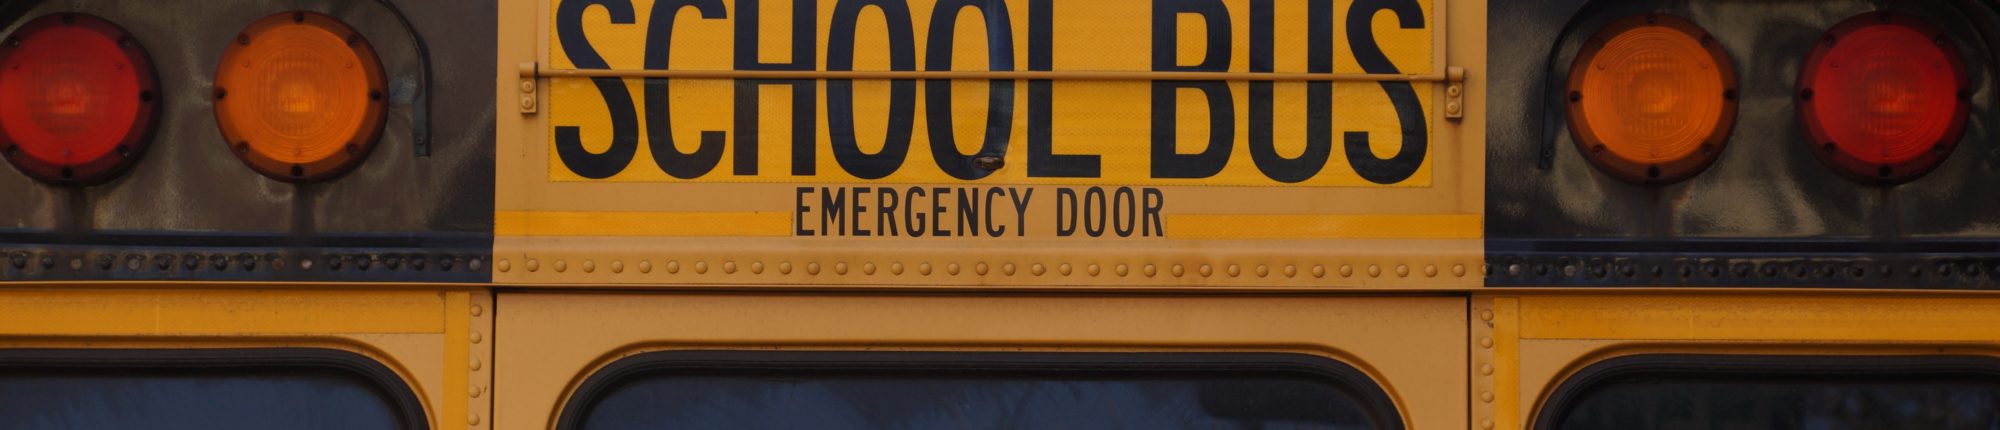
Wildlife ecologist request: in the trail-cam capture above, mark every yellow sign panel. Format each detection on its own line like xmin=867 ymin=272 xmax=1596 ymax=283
xmin=546 ymin=0 xmax=1435 ymax=187
xmin=504 ymin=0 xmax=1476 ymax=288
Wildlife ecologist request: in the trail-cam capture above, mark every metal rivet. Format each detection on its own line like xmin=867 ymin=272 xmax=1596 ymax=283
xmin=1453 ymin=264 xmax=1467 ymax=277
xmin=1255 ymin=265 xmax=1269 ymax=277
xmin=1340 ymin=265 xmax=1354 ymax=277
xmin=1060 ymin=263 xmax=1073 ymax=275
xmin=496 ymin=259 xmax=511 ymax=272
xmin=525 ymin=259 xmax=540 ymax=272
xmin=469 ymin=414 xmax=481 ymax=426
xmin=751 ymin=261 xmax=766 ymax=274
xmin=1482 ymin=419 xmax=1494 ymax=430
xmin=1144 ymin=265 xmax=1157 ymax=277
xmin=807 ymin=262 xmax=822 ymax=275
xmin=975 ymin=263 xmax=989 ymax=275
xmin=1283 ymin=265 xmax=1297 ymax=277
xmin=1001 ymin=263 xmax=1015 ymax=275
xmin=1115 ymin=264 xmax=1129 ymax=277
xmin=519 ymin=79 xmax=535 ymax=93
xmin=863 ymin=262 xmax=876 ymax=275
xmin=1171 ymin=265 xmax=1185 ymax=277
xmin=947 ymin=263 xmax=960 ymax=275
xmin=1312 ymin=265 xmax=1326 ymax=278
xmin=1084 ymin=264 xmax=1099 ymax=276
xmin=1199 ymin=265 xmax=1213 ymax=277
xmin=470 ymin=385 xmax=483 ymax=398
xmin=470 ymin=357 xmax=483 ymax=371
xmin=1368 ymin=265 xmax=1382 ymax=277
xmin=581 ymin=260 xmax=595 ymax=273
xmin=779 ymin=262 xmax=793 ymax=274
xmin=1481 ymin=391 xmax=1494 ymax=403
xmin=1396 ymin=265 xmax=1410 ymax=277
xmin=1425 ymin=265 xmax=1438 ymax=277
xmin=1479 ymin=309 xmax=1494 ymax=321
xmin=667 ymin=261 xmax=681 ymax=274
xmin=1480 ymin=364 xmax=1493 ymax=375
xmin=470 ymin=305 xmax=483 ymax=317
xmin=723 ymin=261 xmax=738 ymax=274
xmin=470 ymin=331 xmax=483 ymax=343
xmin=918 ymin=263 xmax=932 ymax=275
xmin=611 ymin=261 xmax=624 ymax=273
xmin=1227 ymin=265 xmax=1241 ymax=277
xmin=886 ymin=262 xmax=898 ymax=275
xmin=693 ymin=261 xmax=709 ymax=274
xmin=1480 ymin=337 xmax=1494 ymax=348
xmin=1032 ymin=263 xmax=1047 ymax=276
xmin=834 ymin=262 xmax=848 ymax=275
xmin=639 ymin=261 xmax=654 ymax=273
xmin=553 ymin=260 xmax=567 ymax=273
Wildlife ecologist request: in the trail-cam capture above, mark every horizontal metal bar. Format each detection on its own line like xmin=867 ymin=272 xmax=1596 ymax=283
xmin=528 ymin=67 xmax=1445 ymax=82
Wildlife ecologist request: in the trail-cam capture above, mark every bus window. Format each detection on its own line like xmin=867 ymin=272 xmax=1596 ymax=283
xmin=1540 ymin=355 xmax=2000 ymax=430
xmin=561 ymin=352 xmax=1402 ymax=430
xmin=0 ymin=349 xmax=426 ymax=430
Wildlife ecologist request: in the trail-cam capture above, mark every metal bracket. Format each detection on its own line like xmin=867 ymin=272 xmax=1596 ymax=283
xmin=1445 ymin=66 xmax=1466 ymax=121
xmin=518 ymin=62 xmax=538 ymax=114
xmin=368 ymin=0 xmax=434 ymax=157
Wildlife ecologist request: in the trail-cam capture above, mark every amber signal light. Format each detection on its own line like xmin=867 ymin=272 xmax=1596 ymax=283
xmin=1565 ymin=13 xmax=1739 ymax=185
xmin=0 ymin=13 xmax=159 ymax=185
xmin=214 ymin=11 xmax=385 ymax=182
xmin=1797 ymin=12 xmax=1969 ymax=185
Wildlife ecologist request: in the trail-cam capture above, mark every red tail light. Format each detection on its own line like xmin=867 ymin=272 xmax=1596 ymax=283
xmin=0 ymin=13 xmax=159 ymax=185
xmin=1798 ymin=12 xmax=1969 ymax=184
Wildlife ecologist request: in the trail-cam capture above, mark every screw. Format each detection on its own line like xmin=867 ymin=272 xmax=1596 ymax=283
xmin=973 ymin=156 xmax=1004 ymax=171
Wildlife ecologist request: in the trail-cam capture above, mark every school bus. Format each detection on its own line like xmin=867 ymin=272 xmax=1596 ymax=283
xmin=3 ymin=0 xmax=1999 ymax=428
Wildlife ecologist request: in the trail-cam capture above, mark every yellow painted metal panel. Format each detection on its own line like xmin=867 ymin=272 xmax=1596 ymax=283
xmin=494 ymin=293 xmax=1468 ymax=430
xmin=1493 ymin=297 xmax=1520 ymax=430
xmin=1517 ymin=295 xmax=2000 ymax=342
xmin=497 ymin=211 xmax=792 ymax=237
xmin=445 ymin=292 xmax=471 ymax=430
xmin=0 ymin=288 xmax=460 ymax=429
xmin=0 ymin=290 xmax=444 ymax=335
xmin=1171 ymin=214 xmax=1480 ymax=239
xmin=497 ymin=0 xmax=1481 ymax=287
xmin=1500 ymin=294 xmax=2000 ymax=429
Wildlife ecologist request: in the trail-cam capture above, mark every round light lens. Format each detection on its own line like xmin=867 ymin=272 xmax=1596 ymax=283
xmin=1566 ymin=13 xmax=1738 ymax=185
xmin=1798 ymin=12 xmax=1968 ymax=185
xmin=0 ymin=13 xmax=159 ymax=185
xmin=214 ymin=11 xmax=385 ymax=182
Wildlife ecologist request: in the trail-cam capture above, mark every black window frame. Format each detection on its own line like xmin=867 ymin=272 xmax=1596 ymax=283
xmin=557 ymin=350 xmax=1405 ymax=430
xmin=0 ymin=347 xmax=430 ymax=430
xmin=1534 ymin=354 xmax=2000 ymax=430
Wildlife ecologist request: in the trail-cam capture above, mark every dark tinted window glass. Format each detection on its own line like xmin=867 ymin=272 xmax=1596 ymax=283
xmin=1549 ymin=356 xmax=2000 ymax=430
xmin=0 ymin=354 xmax=420 ymax=430
xmin=568 ymin=353 xmax=1398 ymax=430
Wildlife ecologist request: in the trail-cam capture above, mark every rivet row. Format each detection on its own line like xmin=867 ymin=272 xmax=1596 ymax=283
xmin=0 ymin=251 xmax=487 ymax=276
xmin=490 ymin=257 xmax=1481 ymax=280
